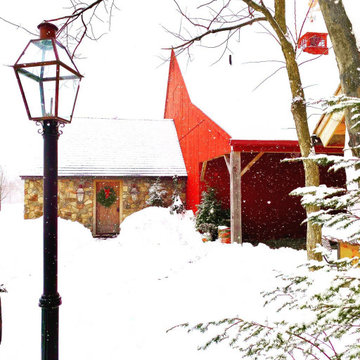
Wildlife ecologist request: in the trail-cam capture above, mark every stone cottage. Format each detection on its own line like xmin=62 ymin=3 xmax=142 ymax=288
xmin=21 ymin=118 xmax=187 ymax=237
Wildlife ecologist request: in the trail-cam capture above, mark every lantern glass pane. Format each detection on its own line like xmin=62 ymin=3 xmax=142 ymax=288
xmin=17 ymin=64 xmax=57 ymax=118
xmin=58 ymin=67 xmax=80 ymax=121
xmin=55 ymin=41 xmax=78 ymax=71
xmin=17 ymin=39 xmax=56 ymax=64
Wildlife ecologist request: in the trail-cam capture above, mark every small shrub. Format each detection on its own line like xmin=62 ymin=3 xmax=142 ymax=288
xmin=195 ymin=188 xmax=230 ymax=241
xmin=170 ymin=176 xmax=186 ymax=214
xmin=146 ymin=177 xmax=167 ymax=207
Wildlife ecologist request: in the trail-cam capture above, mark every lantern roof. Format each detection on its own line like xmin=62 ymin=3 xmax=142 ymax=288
xmin=14 ymin=37 xmax=81 ymax=76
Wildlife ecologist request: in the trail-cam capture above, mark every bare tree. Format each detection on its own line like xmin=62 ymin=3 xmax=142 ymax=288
xmin=1 ymin=0 xmax=118 ymax=58
xmin=46 ymin=0 xmax=119 ymax=57
xmin=171 ymin=0 xmax=322 ymax=260
xmin=318 ymin=0 xmax=360 ymax=158
xmin=0 ymin=167 xmax=9 ymax=212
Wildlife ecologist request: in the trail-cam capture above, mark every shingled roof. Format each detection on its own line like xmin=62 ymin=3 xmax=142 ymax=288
xmin=23 ymin=118 xmax=187 ymax=177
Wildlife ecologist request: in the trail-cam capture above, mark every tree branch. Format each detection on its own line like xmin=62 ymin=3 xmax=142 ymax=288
xmin=166 ymin=16 xmax=266 ymax=51
xmin=0 ymin=17 xmax=37 ymax=36
xmin=46 ymin=0 xmax=103 ymax=27
xmin=0 ymin=0 xmax=118 ymax=57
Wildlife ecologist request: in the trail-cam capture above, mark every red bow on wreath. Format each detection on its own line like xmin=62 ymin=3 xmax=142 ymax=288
xmin=104 ymin=188 xmax=111 ymax=199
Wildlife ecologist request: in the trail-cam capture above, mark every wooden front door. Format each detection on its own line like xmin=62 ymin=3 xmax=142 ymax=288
xmin=95 ymin=180 xmax=121 ymax=236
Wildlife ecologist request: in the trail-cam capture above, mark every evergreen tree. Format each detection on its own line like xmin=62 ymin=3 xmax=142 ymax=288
xmin=174 ymin=258 xmax=360 ymax=359
xmin=169 ymin=175 xmax=185 ymax=214
xmin=291 ymin=95 xmax=360 ymax=244
xmin=146 ymin=177 xmax=167 ymax=207
xmin=195 ymin=188 xmax=230 ymax=241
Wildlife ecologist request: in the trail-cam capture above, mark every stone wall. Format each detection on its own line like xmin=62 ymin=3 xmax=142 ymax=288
xmin=24 ymin=176 xmax=187 ymax=235
xmin=24 ymin=178 xmax=94 ymax=230
xmin=121 ymin=177 xmax=186 ymax=221
xmin=58 ymin=179 xmax=93 ymax=230
xmin=24 ymin=179 xmax=43 ymax=220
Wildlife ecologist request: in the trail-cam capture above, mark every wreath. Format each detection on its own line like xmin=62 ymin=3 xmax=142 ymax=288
xmin=96 ymin=186 xmax=117 ymax=208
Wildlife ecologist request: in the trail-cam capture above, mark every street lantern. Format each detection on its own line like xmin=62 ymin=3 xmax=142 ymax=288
xmin=14 ymin=22 xmax=82 ymax=123
xmin=13 ymin=22 xmax=82 ymax=360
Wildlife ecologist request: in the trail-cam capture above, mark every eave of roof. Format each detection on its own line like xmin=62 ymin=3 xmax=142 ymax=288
xmin=313 ymin=85 xmax=346 ymax=148
xmin=230 ymin=139 xmax=343 ymax=154
xmin=21 ymin=118 xmax=187 ymax=177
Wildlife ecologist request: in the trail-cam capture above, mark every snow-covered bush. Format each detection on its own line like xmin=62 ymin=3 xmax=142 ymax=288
xmin=169 ymin=194 xmax=185 ymax=215
xmin=169 ymin=175 xmax=186 ymax=214
xmin=146 ymin=177 xmax=167 ymax=207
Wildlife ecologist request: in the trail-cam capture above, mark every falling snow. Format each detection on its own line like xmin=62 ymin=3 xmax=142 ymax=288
xmin=0 ymin=203 xmax=309 ymax=360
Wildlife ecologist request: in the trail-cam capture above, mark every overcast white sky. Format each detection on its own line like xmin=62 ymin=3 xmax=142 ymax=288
xmin=0 ymin=0 xmax=359 ymax=178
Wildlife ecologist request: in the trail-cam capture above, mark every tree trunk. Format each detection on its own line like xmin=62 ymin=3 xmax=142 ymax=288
xmin=318 ymin=0 xmax=360 ymax=157
xmin=274 ymin=0 xmax=286 ymax=33
xmin=253 ymin=0 xmax=322 ymax=260
xmin=282 ymin=41 xmax=322 ymax=261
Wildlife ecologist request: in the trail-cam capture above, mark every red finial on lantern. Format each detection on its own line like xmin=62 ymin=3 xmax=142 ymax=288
xmin=37 ymin=22 xmax=58 ymax=39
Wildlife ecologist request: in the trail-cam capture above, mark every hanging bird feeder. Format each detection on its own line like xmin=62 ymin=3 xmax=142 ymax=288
xmin=298 ymin=32 xmax=328 ymax=55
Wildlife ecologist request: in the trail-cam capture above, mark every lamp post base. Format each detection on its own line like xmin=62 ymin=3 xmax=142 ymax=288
xmin=39 ymin=293 xmax=62 ymax=360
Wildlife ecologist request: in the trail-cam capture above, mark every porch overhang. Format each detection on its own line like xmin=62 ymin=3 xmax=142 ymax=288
xmin=230 ymin=139 xmax=343 ymax=154
xmin=227 ymin=138 xmax=343 ymax=245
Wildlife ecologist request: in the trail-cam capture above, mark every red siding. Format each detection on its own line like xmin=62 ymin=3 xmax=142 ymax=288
xmin=164 ymin=51 xmax=346 ymax=242
xmin=203 ymin=157 xmax=230 ymax=208
xmin=204 ymin=153 xmax=346 ymax=242
xmin=164 ymin=50 xmax=231 ymax=212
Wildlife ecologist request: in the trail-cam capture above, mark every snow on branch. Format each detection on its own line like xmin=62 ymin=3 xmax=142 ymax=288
xmin=317 ymin=95 xmax=360 ymax=129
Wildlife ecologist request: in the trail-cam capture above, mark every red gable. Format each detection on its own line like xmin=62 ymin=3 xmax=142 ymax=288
xmin=164 ymin=50 xmax=231 ymax=211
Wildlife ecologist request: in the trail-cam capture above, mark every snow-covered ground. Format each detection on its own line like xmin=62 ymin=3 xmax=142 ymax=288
xmin=0 ymin=204 xmax=320 ymax=359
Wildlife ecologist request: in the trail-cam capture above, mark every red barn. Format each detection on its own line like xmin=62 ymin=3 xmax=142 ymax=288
xmin=164 ymin=50 xmax=345 ymax=245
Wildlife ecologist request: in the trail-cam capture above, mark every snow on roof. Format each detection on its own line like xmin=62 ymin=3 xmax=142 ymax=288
xmin=23 ymin=118 xmax=187 ymax=177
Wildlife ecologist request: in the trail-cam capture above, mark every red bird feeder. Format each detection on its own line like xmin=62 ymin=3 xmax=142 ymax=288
xmin=298 ymin=32 xmax=328 ymax=55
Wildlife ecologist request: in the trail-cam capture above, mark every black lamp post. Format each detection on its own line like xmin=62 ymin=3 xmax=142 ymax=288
xmin=13 ymin=22 xmax=82 ymax=360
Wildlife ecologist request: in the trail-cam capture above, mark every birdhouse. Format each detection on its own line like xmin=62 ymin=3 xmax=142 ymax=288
xmin=298 ymin=32 xmax=328 ymax=55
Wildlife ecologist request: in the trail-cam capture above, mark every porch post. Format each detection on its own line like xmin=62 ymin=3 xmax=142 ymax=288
xmin=230 ymin=150 xmax=242 ymax=244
